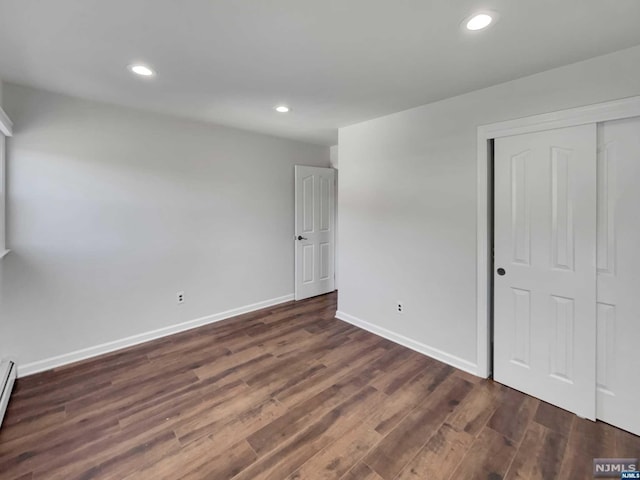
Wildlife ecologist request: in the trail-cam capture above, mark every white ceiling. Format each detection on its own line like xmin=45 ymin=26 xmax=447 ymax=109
xmin=1 ymin=0 xmax=640 ymax=145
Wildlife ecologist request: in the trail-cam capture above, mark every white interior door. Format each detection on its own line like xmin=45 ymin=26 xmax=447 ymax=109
xmin=596 ymin=117 xmax=640 ymax=435
xmin=494 ymin=124 xmax=597 ymax=420
xmin=295 ymin=166 xmax=335 ymax=300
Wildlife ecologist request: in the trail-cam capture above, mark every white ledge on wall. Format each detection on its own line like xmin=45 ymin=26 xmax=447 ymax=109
xmin=0 ymin=250 xmax=9 ymax=260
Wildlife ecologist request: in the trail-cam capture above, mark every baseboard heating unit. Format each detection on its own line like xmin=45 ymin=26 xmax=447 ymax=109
xmin=0 ymin=359 xmax=17 ymax=428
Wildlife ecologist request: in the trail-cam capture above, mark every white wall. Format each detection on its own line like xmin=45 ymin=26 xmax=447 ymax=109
xmin=0 ymin=83 xmax=329 ymax=373
xmin=337 ymin=44 xmax=640 ymax=374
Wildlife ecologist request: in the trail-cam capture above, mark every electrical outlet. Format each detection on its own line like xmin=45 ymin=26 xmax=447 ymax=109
xmin=177 ymin=291 xmax=185 ymax=305
xmin=397 ymin=301 xmax=404 ymax=314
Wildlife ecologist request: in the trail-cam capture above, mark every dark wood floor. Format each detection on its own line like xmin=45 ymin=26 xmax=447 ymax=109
xmin=0 ymin=292 xmax=638 ymax=480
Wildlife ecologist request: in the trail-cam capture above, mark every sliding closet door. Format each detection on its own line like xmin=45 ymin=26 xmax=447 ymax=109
xmin=596 ymin=117 xmax=640 ymax=435
xmin=494 ymin=124 xmax=597 ymax=420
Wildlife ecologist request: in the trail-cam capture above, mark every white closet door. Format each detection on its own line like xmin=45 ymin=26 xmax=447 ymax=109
xmin=596 ymin=117 xmax=640 ymax=435
xmin=494 ymin=124 xmax=597 ymax=420
xmin=294 ymin=166 xmax=336 ymax=300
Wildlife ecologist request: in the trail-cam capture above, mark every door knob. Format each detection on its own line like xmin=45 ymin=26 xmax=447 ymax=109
xmin=297 ymin=235 xmax=308 ymax=241
xmin=497 ymin=268 xmax=506 ymax=276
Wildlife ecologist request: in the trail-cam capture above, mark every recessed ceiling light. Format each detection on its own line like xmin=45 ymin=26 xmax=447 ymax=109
xmin=275 ymin=105 xmax=290 ymax=113
xmin=465 ymin=13 xmax=494 ymax=31
xmin=128 ymin=64 xmax=155 ymax=77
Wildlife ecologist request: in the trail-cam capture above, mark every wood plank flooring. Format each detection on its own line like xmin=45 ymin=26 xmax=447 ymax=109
xmin=1 ymin=292 xmax=638 ymax=479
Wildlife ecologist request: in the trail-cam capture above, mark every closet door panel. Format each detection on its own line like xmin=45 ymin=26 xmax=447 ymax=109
xmin=494 ymin=124 xmax=597 ymax=420
xmin=596 ymin=117 xmax=640 ymax=436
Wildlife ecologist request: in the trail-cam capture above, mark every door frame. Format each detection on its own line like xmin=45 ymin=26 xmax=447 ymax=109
xmin=475 ymin=95 xmax=640 ymax=378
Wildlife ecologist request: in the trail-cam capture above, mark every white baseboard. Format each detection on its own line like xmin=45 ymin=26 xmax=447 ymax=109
xmin=18 ymin=294 xmax=295 ymax=378
xmin=335 ymin=310 xmax=479 ymax=377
